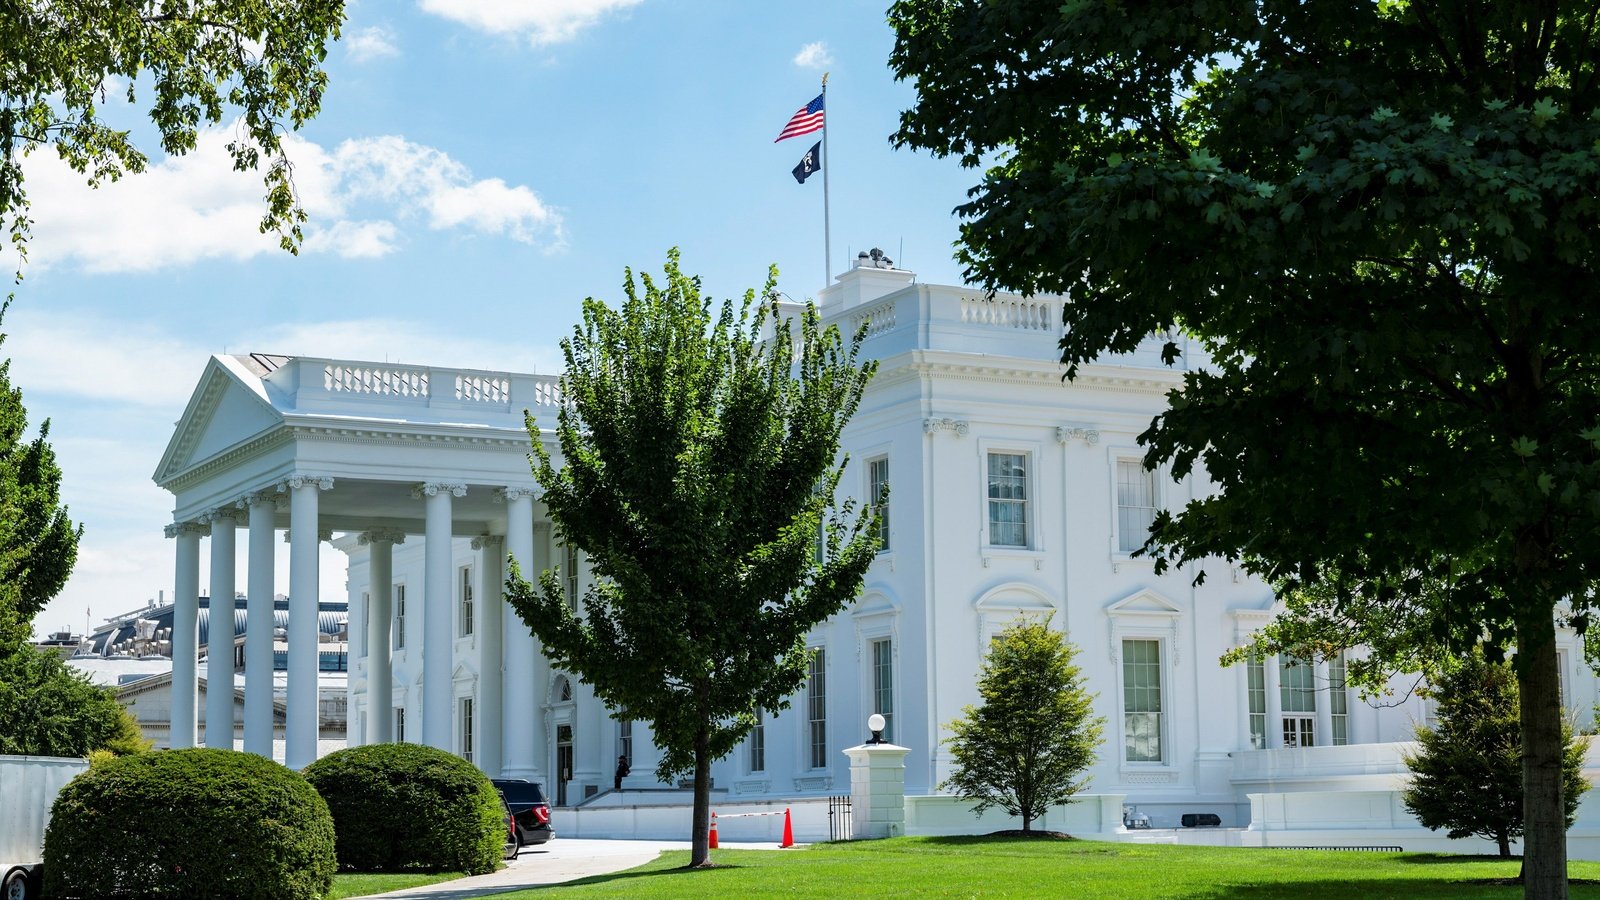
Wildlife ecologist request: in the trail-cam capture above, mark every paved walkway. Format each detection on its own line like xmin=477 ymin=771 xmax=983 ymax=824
xmin=359 ymin=838 xmax=787 ymax=899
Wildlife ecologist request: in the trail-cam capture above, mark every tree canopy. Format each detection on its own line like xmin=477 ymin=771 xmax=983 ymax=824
xmin=891 ymin=2 xmax=1600 ymax=896
xmin=1 ymin=0 xmax=346 ymax=269
xmin=942 ymin=620 xmax=1103 ymax=834
xmin=505 ymin=250 xmax=879 ymax=867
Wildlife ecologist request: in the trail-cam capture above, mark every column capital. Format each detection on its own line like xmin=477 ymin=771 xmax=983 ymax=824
xmin=358 ymin=527 xmax=409 ymax=546
xmin=283 ymin=528 xmax=335 ymax=543
xmin=165 ymin=521 xmax=209 ymax=539
xmin=923 ymin=416 xmax=969 ymax=436
xmin=413 ymin=482 xmax=467 ymax=499
xmin=533 ymin=521 xmax=554 ymax=535
xmin=495 ymin=486 xmax=538 ymax=503
xmin=240 ymin=489 xmax=279 ymax=507
xmin=470 ymin=533 xmax=505 ymax=551
xmin=200 ymin=507 xmax=245 ymax=525
xmin=282 ymin=474 xmax=335 ymax=492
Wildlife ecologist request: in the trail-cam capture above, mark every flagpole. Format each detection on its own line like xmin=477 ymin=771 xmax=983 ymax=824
xmin=821 ymin=72 xmax=832 ymax=288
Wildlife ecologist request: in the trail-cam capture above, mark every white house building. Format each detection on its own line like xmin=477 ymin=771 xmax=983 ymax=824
xmin=154 ymin=257 xmax=1600 ymax=832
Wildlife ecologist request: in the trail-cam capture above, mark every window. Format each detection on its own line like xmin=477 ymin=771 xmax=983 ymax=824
xmin=617 ymin=713 xmax=633 ymax=766
xmin=987 ymin=452 xmax=1029 ymax=547
xmin=1279 ymin=656 xmax=1316 ymax=747
xmin=1122 ymin=639 xmax=1164 ymax=762
xmin=1247 ymin=658 xmax=1267 ymax=749
xmin=1330 ymin=653 xmax=1350 ymax=746
xmin=868 ymin=457 xmax=890 ymax=551
xmin=564 ymin=543 xmax=580 ymax=610
xmin=871 ymin=638 xmax=894 ymax=743
xmin=393 ymin=584 xmax=406 ymax=650
xmin=459 ymin=566 xmax=475 ymax=637
xmin=807 ymin=648 xmax=828 ymax=769
xmin=1116 ymin=459 xmax=1158 ymax=553
xmin=459 ymin=697 xmax=475 ymax=763
xmin=361 ymin=592 xmax=369 ymax=658
xmin=749 ymin=709 xmax=766 ymax=773
xmin=394 ymin=707 xmax=406 ymax=743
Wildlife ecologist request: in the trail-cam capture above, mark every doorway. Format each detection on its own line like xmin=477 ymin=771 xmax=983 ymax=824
xmin=1282 ymin=716 xmax=1314 ymax=748
xmin=556 ymin=724 xmax=574 ymax=806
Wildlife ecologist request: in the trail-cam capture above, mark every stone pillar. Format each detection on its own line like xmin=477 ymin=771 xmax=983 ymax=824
xmin=498 ymin=487 xmax=542 ymax=780
xmin=419 ymin=482 xmax=465 ymax=752
xmin=243 ymin=493 xmax=277 ymax=757
xmin=286 ymin=475 xmax=332 ymax=769
xmin=204 ymin=507 xmax=240 ymax=749
xmin=360 ymin=529 xmax=404 ymax=745
xmin=1314 ymin=659 xmax=1334 ymax=748
xmin=843 ymin=740 xmax=912 ymax=839
xmin=573 ymin=681 xmax=604 ymax=797
xmin=1265 ymin=656 xmax=1284 ymax=750
xmin=474 ymin=534 xmax=505 ymax=776
xmin=166 ymin=522 xmax=205 ymax=749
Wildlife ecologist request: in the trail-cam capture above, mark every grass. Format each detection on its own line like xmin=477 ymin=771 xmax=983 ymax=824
xmin=487 ymin=836 xmax=1600 ymax=898
xmin=325 ymin=870 xmax=467 ymax=899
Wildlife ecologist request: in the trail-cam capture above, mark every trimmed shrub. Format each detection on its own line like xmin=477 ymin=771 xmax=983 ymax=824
xmin=43 ymin=748 xmax=335 ymax=899
xmin=302 ymin=742 xmax=504 ymax=874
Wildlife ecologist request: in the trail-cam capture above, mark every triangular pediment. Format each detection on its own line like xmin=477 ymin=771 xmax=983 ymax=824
xmin=1105 ymin=588 xmax=1182 ymax=617
xmin=154 ymin=356 xmax=284 ymax=485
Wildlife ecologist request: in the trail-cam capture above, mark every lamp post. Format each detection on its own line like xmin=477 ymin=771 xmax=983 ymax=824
xmin=866 ymin=713 xmax=886 ymax=745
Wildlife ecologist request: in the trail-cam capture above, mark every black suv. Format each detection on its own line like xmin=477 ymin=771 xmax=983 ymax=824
xmin=492 ymin=779 xmax=555 ymax=845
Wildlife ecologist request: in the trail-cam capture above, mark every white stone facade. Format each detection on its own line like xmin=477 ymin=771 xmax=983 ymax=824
xmin=156 ymin=262 xmax=1600 ymax=830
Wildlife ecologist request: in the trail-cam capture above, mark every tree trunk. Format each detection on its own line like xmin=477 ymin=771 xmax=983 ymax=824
xmin=1516 ymin=611 xmax=1566 ymax=900
xmin=688 ymin=725 xmax=713 ymax=867
xmin=1498 ymin=830 xmax=1511 ymax=859
xmin=1022 ymin=811 xmax=1032 ymax=834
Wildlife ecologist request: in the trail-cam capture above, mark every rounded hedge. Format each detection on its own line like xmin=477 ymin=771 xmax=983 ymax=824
xmin=302 ymin=742 xmax=505 ymax=874
xmin=43 ymin=748 xmax=336 ymax=900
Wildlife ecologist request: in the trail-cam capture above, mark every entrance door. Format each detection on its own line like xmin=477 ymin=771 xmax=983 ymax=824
xmin=556 ymin=724 xmax=574 ymax=806
xmin=1282 ymin=716 xmax=1314 ymax=748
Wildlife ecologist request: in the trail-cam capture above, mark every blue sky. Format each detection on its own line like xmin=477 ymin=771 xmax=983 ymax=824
xmin=14 ymin=0 xmax=981 ymax=638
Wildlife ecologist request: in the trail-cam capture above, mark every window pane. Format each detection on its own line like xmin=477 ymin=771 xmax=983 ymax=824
xmin=1330 ymin=654 xmax=1349 ymax=746
xmin=1117 ymin=460 xmax=1157 ymax=553
xmin=869 ymin=457 xmax=890 ymax=552
xmin=1247 ymin=658 xmax=1267 ymax=750
xmin=1280 ymin=657 xmax=1317 ymax=713
xmin=1122 ymin=639 xmax=1163 ymax=762
xmin=987 ymin=453 xmax=1029 ymax=547
xmin=872 ymin=639 xmax=894 ymax=743
xmin=808 ymin=648 xmax=827 ymax=768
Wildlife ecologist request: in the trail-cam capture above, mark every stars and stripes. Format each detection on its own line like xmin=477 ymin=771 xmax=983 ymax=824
xmin=774 ymin=93 xmax=825 ymax=142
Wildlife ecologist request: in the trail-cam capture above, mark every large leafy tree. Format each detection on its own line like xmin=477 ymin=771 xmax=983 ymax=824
xmin=1404 ymin=651 xmax=1589 ymax=860
xmin=890 ymin=2 xmax=1600 ymax=896
xmin=1 ymin=0 xmax=345 ymax=268
xmin=505 ymin=250 xmax=879 ymax=867
xmin=0 ymin=644 xmax=137 ymax=756
xmin=942 ymin=620 xmax=1103 ymax=834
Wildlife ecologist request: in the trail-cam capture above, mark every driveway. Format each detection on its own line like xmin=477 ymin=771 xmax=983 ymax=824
xmin=358 ymin=838 xmax=788 ymax=898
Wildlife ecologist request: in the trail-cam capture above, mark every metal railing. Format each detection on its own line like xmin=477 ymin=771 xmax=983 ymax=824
xmin=828 ymin=794 xmax=853 ymax=841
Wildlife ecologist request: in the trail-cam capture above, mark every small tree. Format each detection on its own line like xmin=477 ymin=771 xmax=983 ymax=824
xmin=942 ymin=620 xmax=1104 ymax=834
xmin=505 ymin=250 xmax=879 ymax=867
xmin=1404 ymin=651 xmax=1589 ymax=859
xmin=0 ymin=644 xmax=130 ymax=757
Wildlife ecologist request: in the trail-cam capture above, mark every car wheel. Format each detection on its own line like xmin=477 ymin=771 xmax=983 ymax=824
xmin=2 ymin=868 xmax=31 ymax=900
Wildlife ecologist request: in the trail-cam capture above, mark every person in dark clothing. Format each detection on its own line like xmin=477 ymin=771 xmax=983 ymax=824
xmin=614 ymin=754 xmax=630 ymax=791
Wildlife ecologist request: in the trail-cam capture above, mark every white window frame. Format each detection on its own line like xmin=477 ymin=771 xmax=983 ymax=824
xmin=458 ymin=697 xmax=475 ymax=763
xmin=1119 ymin=637 xmax=1167 ymax=764
xmin=1110 ymin=451 xmax=1163 ymax=559
xmin=867 ymin=454 xmax=891 ymax=553
xmin=805 ymin=646 xmax=828 ymax=770
xmin=392 ymin=583 xmax=407 ymax=650
xmin=1106 ymin=590 xmax=1182 ymax=775
xmin=360 ymin=591 xmax=370 ymax=659
xmin=1329 ymin=652 xmax=1350 ymax=746
xmin=617 ymin=713 xmax=633 ymax=766
xmin=870 ymin=637 xmax=896 ymax=744
xmin=977 ymin=438 xmax=1044 ymax=557
xmin=394 ymin=705 xmax=406 ymax=743
xmin=564 ymin=543 xmax=580 ymax=610
xmin=748 ymin=708 xmax=766 ymax=774
xmin=459 ymin=565 xmax=475 ymax=638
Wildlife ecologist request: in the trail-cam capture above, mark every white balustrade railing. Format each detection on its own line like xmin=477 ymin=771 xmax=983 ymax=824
xmin=324 ymin=364 xmax=429 ymax=397
xmin=302 ymin=360 xmax=561 ymax=411
xmin=959 ymin=295 xmax=1057 ymax=331
xmin=850 ymin=301 xmax=898 ymax=339
xmin=455 ymin=374 xmax=510 ymax=403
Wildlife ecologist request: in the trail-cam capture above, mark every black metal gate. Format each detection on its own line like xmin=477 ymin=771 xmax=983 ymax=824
xmin=828 ymin=795 xmax=853 ymax=841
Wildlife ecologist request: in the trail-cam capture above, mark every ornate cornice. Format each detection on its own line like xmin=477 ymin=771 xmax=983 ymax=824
xmin=282 ymin=474 xmax=335 ymax=492
xmin=165 ymin=522 xmax=209 ymax=539
xmin=358 ymin=528 xmax=409 ymax=546
xmin=199 ymin=507 xmax=245 ymax=525
xmin=495 ymin=486 xmax=538 ymax=503
xmin=922 ymin=417 xmax=969 ymax=437
xmin=413 ymin=482 xmax=468 ymax=499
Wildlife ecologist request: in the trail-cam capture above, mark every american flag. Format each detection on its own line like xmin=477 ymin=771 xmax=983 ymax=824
xmin=774 ymin=93 xmax=825 ymax=142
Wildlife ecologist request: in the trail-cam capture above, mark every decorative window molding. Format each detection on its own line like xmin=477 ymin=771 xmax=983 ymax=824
xmin=973 ymin=582 xmax=1058 ymax=656
xmin=1106 ymin=589 xmax=1183 ymax=773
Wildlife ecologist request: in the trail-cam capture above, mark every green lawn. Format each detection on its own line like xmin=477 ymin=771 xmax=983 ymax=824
xmin=491 ymin=836 xmax=1600 ymax=898
xmin=326 ymin=870 xmax=466 ymax=899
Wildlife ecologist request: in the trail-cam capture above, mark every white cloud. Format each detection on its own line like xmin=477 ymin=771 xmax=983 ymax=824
xmin=417 ymin=0 xmax=643 ymax=45
xmin=346 ymin=25 xmax=400 ymax=62
xmin=793 ymin=41 xmax=832 ymax=69
xmin=22 ymin=127 xmax=564 ymax=272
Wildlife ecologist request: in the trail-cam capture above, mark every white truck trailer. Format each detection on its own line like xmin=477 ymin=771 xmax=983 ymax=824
xmin=0 ymin=755 xmax=88 ymax=900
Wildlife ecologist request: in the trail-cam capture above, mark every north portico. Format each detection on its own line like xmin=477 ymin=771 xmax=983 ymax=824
xmin=154 ymin=353 xmax=565 ymax=774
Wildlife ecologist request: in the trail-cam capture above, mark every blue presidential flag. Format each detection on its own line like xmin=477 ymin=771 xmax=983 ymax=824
xmin=792 ymin=141 xmax=822 ymax=184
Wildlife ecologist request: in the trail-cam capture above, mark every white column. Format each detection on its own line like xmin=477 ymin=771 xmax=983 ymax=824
xmin=1314 ymin=659 xmax=1334 ymax=748
xmin=204 ymin=507 xmax=240 ymax=749
xmin=844 ymin=740 xmax=911 ymax=839
xmin=1265 ymin=656 xmax=1284 ymax=750
xmin=474 ymin=534 xmax=505 ymax=776
xmin=287 ymin=475 xmax=332 ymax=769
xmin=360 ymin=529 xmax=405 ymax=744
xmin=573 ymin=681 xmax=604 ymax=797
xmin=419 ymin=482 xmax=465 ymax=752
xmin=166 ymin=522 xmax=204 ymax=749
xmin=499 ymin=488 xmax=543 ymax=780
xmin=244 ymin=493 xmax=276 ymax=757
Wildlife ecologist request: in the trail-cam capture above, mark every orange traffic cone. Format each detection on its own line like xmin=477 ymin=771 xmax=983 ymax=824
xmin=781 ymin=807 xmax=794 ymax=848
xmin=709 ymin=812 xmax=719 ymax=849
